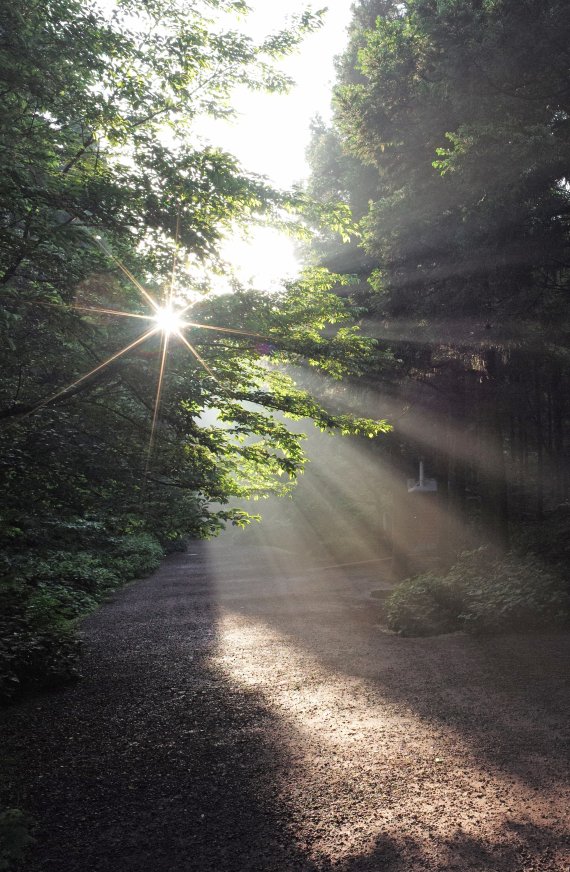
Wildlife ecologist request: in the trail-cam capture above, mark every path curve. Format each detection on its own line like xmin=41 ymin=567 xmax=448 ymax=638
xmin=1 ymin=540 xmax=569 ymax=871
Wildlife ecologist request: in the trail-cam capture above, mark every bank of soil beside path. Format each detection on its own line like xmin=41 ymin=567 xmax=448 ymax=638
xmin=1 ymin=540 xmax=569 ymax=871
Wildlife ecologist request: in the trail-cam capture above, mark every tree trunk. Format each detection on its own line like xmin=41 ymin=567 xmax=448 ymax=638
xmin=481 ymin=349 xmax=509 ymax=553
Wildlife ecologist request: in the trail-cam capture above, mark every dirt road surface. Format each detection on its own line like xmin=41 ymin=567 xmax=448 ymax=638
xmin=1 ymin=541 xmax=569 ymax=871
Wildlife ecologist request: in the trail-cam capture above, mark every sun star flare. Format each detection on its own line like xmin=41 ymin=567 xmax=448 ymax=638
xmin=27 ymin=229 xmax=268 ymax=476
xmin=153 ymin=305 xmax=187 ymax=335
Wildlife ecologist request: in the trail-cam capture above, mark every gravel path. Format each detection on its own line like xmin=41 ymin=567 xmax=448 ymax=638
xmin=1 ymin=540 xmax=569 ymax=871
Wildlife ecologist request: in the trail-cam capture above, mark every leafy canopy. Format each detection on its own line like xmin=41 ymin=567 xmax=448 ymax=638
xmin=0 ymin=0 xmax=389 ymax=549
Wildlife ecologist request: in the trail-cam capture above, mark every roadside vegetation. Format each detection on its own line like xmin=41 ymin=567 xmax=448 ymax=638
xmin=387 ymin=543 xmax=569 ymax=637
xmin=0 ymin=526 xmax=164 ymax=700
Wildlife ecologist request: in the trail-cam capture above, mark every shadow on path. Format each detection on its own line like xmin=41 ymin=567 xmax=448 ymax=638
xmin=213 ymin=538 xmax=570 ymax=792
xmin=0 ymin=545 xmax=315 ymax=871
xmin=0 ymin=541 xmax=568 ymax=871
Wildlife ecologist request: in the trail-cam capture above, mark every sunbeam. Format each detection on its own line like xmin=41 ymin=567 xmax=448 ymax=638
xmin=27 ymin=325 xmax=161 ymax=417
xmin=87 ymin=231 xmax=161 ymax=314
xmin=184 ymin=321 xmax=262 ymax=338
xmin=176 ymin=329 xmax=218 ymax=382
xmin=146 ymin=330 xmax=171 ymax=474
xmin=211 ymin=604 xmax=568 ymax=867
xmin=71 ymin=304 xmax=152 ymax=322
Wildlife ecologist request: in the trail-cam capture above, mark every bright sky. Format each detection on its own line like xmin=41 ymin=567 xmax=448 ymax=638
xmin=199 ymin=1 xmax=353 ymax=290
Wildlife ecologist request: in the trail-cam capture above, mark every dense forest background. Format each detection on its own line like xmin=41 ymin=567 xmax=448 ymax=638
xmin=293 ymin=0 xmax=570 ymax=632
xmin=1 ymin=0 xmax=569 ymax=702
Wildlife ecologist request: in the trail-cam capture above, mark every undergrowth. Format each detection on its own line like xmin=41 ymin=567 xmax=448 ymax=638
xmin=0 ymin=529 xmax=164 ymax=702
xmin=387 ymin=547 xmax=570 ymax=636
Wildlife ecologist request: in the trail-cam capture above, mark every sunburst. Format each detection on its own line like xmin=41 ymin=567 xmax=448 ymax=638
xmin=32 ymin=226 xmax=263 ymax=474
xmin=153 ymin=304 xmax=187 ymax=335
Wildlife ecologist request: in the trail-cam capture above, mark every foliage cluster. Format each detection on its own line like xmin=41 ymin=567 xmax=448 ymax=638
xmin=386 ymin=547 xmax=570 ymax=637
xmin=0 ymin=529 xmax=163 ymax=701
xmin=332 ymin=0 xmax=570 ymax=315
xmin=0 ymin=0 xmax=387 ymax=540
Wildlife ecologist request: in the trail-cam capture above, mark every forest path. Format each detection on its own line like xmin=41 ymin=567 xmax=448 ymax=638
xmin=2 ymin=539 xmax=569 ymax=871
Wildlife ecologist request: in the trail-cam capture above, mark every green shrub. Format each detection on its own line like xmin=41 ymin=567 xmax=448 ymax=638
xmin=513 ymin=504 xmax=570 ymax=569
xmin=459 ymin=554 xmax=570 ymax=633
xmin=385 ymin=573 xmax=462 ymax=636
xmin=0 ymin=582 xmax=81 ymax=701
xmin=28 ymin=583 xmax=98 ymax=621
xmin=107 ymin=532 xmax=164 ymax=579
xmin=387 ymin=548 xmax=570 ymax=636
xmin=0 ymin=531 xmax=164 ymax=701
xmin=36 ymin=551 xmax=120 ymax=593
